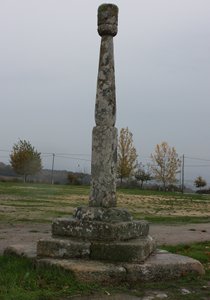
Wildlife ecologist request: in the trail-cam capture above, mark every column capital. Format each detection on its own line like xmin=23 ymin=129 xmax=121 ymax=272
xmin=98 ymin=4 xmax=118 ymax=36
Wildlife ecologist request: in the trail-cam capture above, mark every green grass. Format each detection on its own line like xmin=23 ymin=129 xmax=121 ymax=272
xmin=0 ymin=182 xmax=90 ymax=197
xmin=161 ymin=241 xmax=210 ymax=263
xmin=143 ymin=215 xmax=210 ymax=224
xmin=0 ymin=242 xmax=210 ymax=300
xmin=0 ymin=255 xmax=100 ymax=300
xmin=118 ymin=187 xmax=210 ymax=201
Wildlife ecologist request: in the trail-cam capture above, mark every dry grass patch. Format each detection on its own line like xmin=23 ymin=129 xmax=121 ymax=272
xmin=0 ymin=183 xmax=210 ymax=223
xmin=117 ymin=194 xmax=210 ymax=217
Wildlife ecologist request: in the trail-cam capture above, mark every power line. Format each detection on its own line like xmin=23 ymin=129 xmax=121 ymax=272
xmin=56 ymin=153 xmax=90 ymax=157
xmin=41 ymin=156 xmax=52 ymax=159
xmin=56 ymin=155 xmax=91 ymax=162
xmin=185 ymin=165 xmax=210 ymax=168
xmin=185 ymin=156 xmax=210 ymax=162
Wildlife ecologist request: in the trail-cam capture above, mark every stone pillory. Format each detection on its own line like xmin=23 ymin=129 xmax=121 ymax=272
xmin=35 ymin=4 xmax=204 ymax=281
xmin=89 ymin=4 xmax=118 ymax=208
xmin=37 ymin=4 xmax=156 ymax=263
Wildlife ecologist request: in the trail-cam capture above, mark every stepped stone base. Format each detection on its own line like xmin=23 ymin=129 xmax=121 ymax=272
xmin=52 ymin=217 xmax=149 ymax=241
xmin=5 ymin=206 xmax=203 ymax=284
xmin=90 ymin=236 xmax=156 ymax=262
xmin=4 ymin=245 xmax=204 ymax=284
xmin=36 ymin=206 xmax=155 ymax=263
xmin=37 ymin=235 xmax=156 ymax=262
xmin=47 ymin=210 xmax=155 ymax=263
xmin=37 ymin=252 xmax=204 ymax=283
xmin=37 ymin=238 xmax=91 ymax=259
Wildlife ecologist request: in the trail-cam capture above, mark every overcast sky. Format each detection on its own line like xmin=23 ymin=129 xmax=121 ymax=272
xmin=0 ymin=0 xmax=210 ymax=183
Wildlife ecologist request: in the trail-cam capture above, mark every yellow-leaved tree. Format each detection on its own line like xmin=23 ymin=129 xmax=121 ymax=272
xmin=117 ymin=127 xmax=138 ymax=183
xmin=10 ymin=140 xmax=42 ymax=183
xmin=151 ymin=141 xmax=180 ymax=191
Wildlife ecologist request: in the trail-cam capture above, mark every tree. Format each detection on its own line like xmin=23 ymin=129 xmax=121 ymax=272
xmin=10 ymin=140 xmax=42 ymax=182
xmin=117 ymin=127 xmax=138 ymax=183
xmin=194 ymin=176 xmax=207 ymax=190
xmin=67 ymin=173 xmax=80 ymax=185
xmin=135 ymin=163 xmax=152 ymax=189
xmin=151 ymin=141 xmax=180 ymax=191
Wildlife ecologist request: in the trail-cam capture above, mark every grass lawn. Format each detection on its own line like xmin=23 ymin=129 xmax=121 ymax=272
xmin=0 ymin=182 xmax=210 ymax=224
xmin=0 ymin=183 xmax=210 ymax=299
xmin=0 ymin=254 xmax=100 ymax=300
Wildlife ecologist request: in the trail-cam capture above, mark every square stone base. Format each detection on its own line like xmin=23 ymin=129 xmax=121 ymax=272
xmin=37 ymin=238 xmax=91 ymax=259
xmin=90 ymin=236 xmax=156 ymax=262
xmin=37 ymin=236 xmax=156 ymax=263
xmin=52 ymin=218 xmax=149 ymax=241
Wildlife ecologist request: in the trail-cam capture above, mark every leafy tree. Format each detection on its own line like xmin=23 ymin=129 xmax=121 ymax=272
xmin=151 ymin=141 xmax=180 ymax=191
xmin=10 ymin=140 xmax=42 ymax=182
xmin=194 ymin=176 xmax=207 ymax=190
xmin=135 ymin=163 xmax=152 ymax=189
xmin=117 ymin=127 xmax=138 ymax=183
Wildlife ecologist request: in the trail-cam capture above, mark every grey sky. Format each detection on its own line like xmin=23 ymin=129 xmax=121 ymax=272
xmin=0 ymin=0 xmax=210 ymax=183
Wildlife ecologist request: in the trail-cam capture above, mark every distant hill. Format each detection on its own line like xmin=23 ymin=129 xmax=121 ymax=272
xmin=0 ymin=162 xmax=90 ymax=185
xmin=0 ymin=162 xmax=16 ymax=177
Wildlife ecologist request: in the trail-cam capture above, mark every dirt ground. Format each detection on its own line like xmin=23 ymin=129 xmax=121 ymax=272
xmin=0 ymin=222 xmax=210 ymax=255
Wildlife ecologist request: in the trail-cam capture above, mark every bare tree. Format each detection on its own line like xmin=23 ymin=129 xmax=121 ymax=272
xmin=151 ymin=141 xmax=180 ymax=191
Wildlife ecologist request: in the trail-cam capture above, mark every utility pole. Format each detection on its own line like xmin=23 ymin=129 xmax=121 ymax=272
xmin=51 ymin=153 xmax=55 ymax=185
xmin=181 ymin=154 xmax=185 ymax=193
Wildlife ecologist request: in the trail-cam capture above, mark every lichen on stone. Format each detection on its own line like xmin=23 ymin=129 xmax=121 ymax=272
xmin=98 ymin=3 xmax=118 ymax=15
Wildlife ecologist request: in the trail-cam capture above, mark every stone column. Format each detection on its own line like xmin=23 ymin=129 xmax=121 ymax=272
xmin=89 ymin=4 xmax=118 ymax=208
xmin=37 ymin=4 xmax=156 ymax=264
xmin=35 ymin=5 xmax=203 ymax=276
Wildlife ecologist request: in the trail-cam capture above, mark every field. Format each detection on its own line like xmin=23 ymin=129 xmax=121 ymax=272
xmin=0 ymin=182 xmax=210 ymax=299
xmin=0 ymin=182 xmax=210 ymax=224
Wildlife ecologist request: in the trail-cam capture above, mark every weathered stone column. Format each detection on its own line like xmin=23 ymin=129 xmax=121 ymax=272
xmin=37 ymin=4 xmax=156 ymax=264
xmin=89 ymin=4 xmax=118 ymax=208
xmin=36 ymin=4 xmax=204 ymax=279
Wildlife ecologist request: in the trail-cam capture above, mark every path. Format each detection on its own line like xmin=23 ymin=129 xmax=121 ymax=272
xmin=0 ymin=222 xmax=210 ymax=255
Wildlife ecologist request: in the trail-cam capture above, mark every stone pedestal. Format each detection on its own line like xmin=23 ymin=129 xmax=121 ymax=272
xmin=37 ymin=210 xmax=156 ymax=263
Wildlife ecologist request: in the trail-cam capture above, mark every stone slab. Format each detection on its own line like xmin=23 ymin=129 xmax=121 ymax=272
xmin=37 ymin=258 xmax=126 ymax=284
xmin=124 ymin=251 xmax=205 ymax=282
xmin=37 ymin=238 xmax=90 ymax=259
xmin=52 ymin=218 xmax=149 ymax=241
xmin=37 ymin=251 xmax=204 ymax=284
xmin=4 ymin=243 xmax=36 ymax=259
xmin=90 ymin=236 xmax=156 ymax=262
xmin=37 ymin=235 xmax=155 ymax=262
